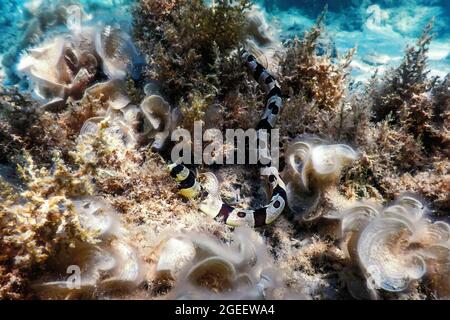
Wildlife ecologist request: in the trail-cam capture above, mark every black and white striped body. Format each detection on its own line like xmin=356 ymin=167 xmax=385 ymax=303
xmin=168 ymin=50 xmax=287 ymax=227
xmin=241 ymin=51 xmax=283 ymax=131
xmin=168 ymin=163 xmax=201 ymax=199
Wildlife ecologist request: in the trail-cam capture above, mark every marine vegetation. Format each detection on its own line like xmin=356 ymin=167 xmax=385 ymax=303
xmin=327 ymin=195 xmax=450 ymax=299
xmin=0 ymin=0 xmax=449 ymax=301
xmin=280 ymin=9 xmax=355 ymax=112
xmin=150 ymin=228 xmax=304 ymax=299
xmin=134 ymin=0 xmax=252 ymax=105
xmin=0 ymin=153 xmax=96 ymax=299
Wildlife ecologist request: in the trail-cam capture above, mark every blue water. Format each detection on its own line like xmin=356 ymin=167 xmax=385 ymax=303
xmin=258 ymin=0 xmax=450 ymax=81
xmin=1 ymin=0 xmax=449 ymax=84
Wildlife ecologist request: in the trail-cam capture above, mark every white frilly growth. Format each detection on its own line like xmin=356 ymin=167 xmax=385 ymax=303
xmin=153 ymin=228 xmax=288 ymax=300
xmin=284 ymin=136 xmax=358 ymax=220
xmin=73 ymin=196 xmax=123 ymax=238
xmin=80 ymin=111 xmax=139 ymax=150
xmin=17 ymin=7 xmax=141 ymax=106
xmin=198 ymin=172 xmax=223 ymax=219
xmin=78 ymin=82 xmax=177 ymax=151
xmin=17 ymin=36 xmax=71 ymax=103
xmin=244 ymin=5 xmax=284 ymax=75
xmin=83 ymin=79 xmax=131 ymax=111
xmin=140 ymin=95 xmax=174 ymax=151
xmin=330 ymin=195 xmax=450 ymax=297
xmin=95 ymin=25 xmax=142 ymax=80
xmin=33 ymin=196 xmax=144 ymax=299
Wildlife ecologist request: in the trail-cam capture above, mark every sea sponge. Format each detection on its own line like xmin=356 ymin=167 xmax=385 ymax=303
xmin=283 ymin=135 xmax=358 ymax=221
xmin=328 ymin=195 xmax=450 ymax=299
xmin=151 ymin=228 xmax=289 ymax=299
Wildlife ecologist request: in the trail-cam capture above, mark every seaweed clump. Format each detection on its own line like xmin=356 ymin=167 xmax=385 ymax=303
xmin=280 ymin=10 xmax=355 ymax=112
xmin=134 ymin=0 xmax=252 ymax=125
xmin=370 ymin=20 xmax=449 ymax=157
xmin=275 ymin=9 xmax=362 ymax=222
xmin=0 ymin=83 xmax=110 ymax=166
xmin=0 ymin=153 xmax=96 ymax=299
xmin=34 ymin=196 xmax=145 ymax=300
xmin=344 ymin=20 xmax=450 ymax=215
xmin=278 ymin=9 xmax=359 ymax=143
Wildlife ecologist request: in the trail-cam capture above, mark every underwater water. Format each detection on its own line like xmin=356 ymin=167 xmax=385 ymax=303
xmin=1 ymin=0 xmax=449 ymax=84
xmin=257 ymin=0 xmax=450 ymax=82
xmin=0 ymin=0 xmax=449 ymax=302
xmin=0 ymin=0 xmax=450 ymax=81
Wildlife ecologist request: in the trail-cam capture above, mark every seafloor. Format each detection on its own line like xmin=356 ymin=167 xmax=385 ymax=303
xmin=0 ymin=0 xmax=449 ymax=300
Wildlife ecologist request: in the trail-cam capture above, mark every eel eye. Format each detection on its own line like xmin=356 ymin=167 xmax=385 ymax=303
xmin=238 ymin=212 xmax=247 ymax=218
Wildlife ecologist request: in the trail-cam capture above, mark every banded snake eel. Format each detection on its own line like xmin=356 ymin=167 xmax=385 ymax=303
xmin=167 ymin=50 xmax=287 ymax=227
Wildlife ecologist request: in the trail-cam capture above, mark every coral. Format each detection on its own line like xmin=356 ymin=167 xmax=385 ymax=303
xmin=328 ymin=196 xmax=450 ymax=299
